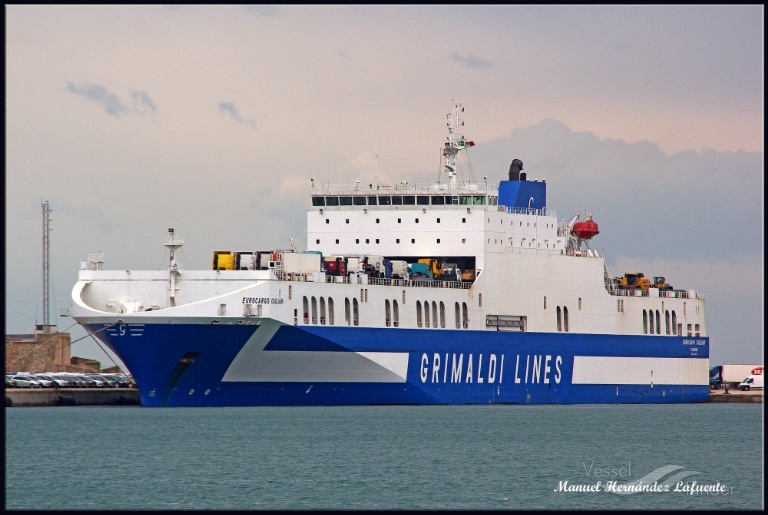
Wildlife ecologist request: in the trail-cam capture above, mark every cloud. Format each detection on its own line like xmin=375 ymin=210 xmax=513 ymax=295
xmin=64 ymin=82 xmax=128 ymax=116
xmin=218 ymin=102 xmax=257 ymax=129
xmin=131 ymin=90 xmax=157 ymax=114
xmin=449 ymin=52 xmax=493 ymax=69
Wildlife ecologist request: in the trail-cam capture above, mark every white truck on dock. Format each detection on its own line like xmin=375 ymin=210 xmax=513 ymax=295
xmin=709 ymin=364 xmax=763 ymax=390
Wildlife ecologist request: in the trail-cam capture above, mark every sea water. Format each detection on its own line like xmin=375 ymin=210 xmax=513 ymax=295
xmin=5 ymin=404 xmax=763 ymax=510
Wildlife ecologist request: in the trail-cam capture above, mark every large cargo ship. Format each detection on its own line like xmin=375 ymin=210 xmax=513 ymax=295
xmin=70 ymin=103 xmax=709 ymax=407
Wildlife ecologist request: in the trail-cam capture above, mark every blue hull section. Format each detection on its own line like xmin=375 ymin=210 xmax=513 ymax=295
xmin=88 ymin=323 xmax=710 ymax=407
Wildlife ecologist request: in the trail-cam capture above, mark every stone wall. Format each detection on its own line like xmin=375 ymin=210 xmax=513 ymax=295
xmin=5 ymin=328 xmax=73 ymax=373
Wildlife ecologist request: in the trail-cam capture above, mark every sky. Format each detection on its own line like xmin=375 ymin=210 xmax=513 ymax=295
xmin=5 ymin=5 xmax=764 ymax=371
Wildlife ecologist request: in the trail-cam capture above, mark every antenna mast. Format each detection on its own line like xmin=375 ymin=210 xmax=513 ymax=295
xmin=42 ymin=200 xmax=52 ymax=333
xmin=442 ymin=102 xmax=476 ymax=186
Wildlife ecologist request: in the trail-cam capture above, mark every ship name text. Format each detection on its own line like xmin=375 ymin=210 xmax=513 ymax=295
xmin=419 ymin=353 xmax=563 ymax=384
xmin=242 ymin=297 xmax=284 ymax=304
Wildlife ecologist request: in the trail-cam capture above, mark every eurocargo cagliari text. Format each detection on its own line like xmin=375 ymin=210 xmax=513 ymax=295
xmin=69 ymin=103 xmax=709 ymax=407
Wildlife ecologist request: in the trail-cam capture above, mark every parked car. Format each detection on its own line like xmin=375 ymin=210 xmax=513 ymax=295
xmin=109 ymin=374 xmax=133 ymax=388
xmin=48 ymin=374 xmax=74 ymax=387
xmin=91 ymin=374 xmax=118 ymax=387
xmin=32 ymin=375 xmax=55 ymax=388
xmin=10 ymin=375 xmax=42 ymax=388
xmin=82 ymin=376 xmax=106 ymax=388
xmin=36 ymin=374 xmax=69 ymax=387
xmin=57 ymin=374 xmax=87 ymax=388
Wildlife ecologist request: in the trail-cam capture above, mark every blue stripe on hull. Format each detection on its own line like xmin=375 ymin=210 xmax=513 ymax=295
xmin=87 ymin=323 xmax=709 ymax=407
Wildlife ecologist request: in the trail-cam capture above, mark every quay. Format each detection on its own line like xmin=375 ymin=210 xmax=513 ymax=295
xmin=5 ymin=388 xmax=761 ymax=407
xmin=5 ymin=388 xmax=140 ymax=407
xmin=706 ymin=389 xmax=763 ymax=403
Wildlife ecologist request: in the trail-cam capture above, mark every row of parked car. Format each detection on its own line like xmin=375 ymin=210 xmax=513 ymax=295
xmin=5 ymin=372 xmax=136 ymax=389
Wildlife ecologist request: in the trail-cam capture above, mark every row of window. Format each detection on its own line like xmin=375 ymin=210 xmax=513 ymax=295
xmin=291 ymin=292 xmax=693 ymax=336
xmin=413 ymin=300 xmax=469 ymax=329
xmin=296 ymin=294 xmax=471 ymax=329
xmin=321 ymin=216 xmax=552 ymax=229
xmin=644 ymin=309 xmax=681 ymax=336
xmin=325 ymin=217 xmax=464 ymax=224
xmin=316 ymin=238 xmax=462 ymax=245
xmin=312 ymin=195 xmax=494 ymax=207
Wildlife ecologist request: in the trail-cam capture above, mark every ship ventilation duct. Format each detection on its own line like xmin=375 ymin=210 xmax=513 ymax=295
xmin=508 ymin=159 xmax=524 ymax=181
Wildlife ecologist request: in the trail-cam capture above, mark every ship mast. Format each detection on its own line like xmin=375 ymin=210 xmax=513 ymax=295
xmin=164 ymin=228 xmax=184 ymax=307
xmin=442 ymin=102 xmax=475 ymax=187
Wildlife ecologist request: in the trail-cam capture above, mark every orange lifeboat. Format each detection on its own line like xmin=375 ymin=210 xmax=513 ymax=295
xmin=571 ymin=214 xmax=599 ymax=240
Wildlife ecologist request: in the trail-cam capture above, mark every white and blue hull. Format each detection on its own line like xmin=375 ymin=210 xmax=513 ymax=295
xmin=86 ymin=321 xmax=709 ymax=407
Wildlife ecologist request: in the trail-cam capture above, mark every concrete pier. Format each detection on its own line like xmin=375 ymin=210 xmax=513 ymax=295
xmin=5 ymin=388 xmax=140 ymax=407
xmin=706 ymin=389 xmax=763 ymax=403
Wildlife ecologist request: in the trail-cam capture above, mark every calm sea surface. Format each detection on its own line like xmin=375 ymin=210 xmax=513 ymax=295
xmin=5 ymin=404 xmax=763 ymax=510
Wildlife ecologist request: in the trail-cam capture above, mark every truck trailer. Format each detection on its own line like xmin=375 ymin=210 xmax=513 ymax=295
xmin=709 ymin=364 xmax=763 ymax=390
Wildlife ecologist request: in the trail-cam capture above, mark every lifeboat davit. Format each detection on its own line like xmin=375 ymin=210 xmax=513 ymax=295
xmin=571 ymin=214 xmax=600 ymax=240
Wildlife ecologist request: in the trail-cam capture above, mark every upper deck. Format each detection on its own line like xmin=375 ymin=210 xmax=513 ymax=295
xmin=310 ymin=180 xmax=498 ymax=210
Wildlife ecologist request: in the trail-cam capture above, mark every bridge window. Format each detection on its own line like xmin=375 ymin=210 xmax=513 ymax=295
xmin=402 ymin=196 xmax=415 ymax=205
xmin=340 ymin=196 xmax=352 ymax=206
xmin=367 ymin=196 xmax=377 ymax=205
xmin=431 ymin=196 xmax=444 ymax=205
xmin=417 ymin=196 xmax=429 ymax=205
xmin=312 ymin=197 xmax=325 ymax=206
xmin=379 ymin=196 xmax=391 ymax=205
xmin=325 ymin=196 xmax=339 ymax=206
xmin=353 ymin=196 xmax=366 ymax=206
xmin=392 ymin=196 xmax=403 ymax=205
